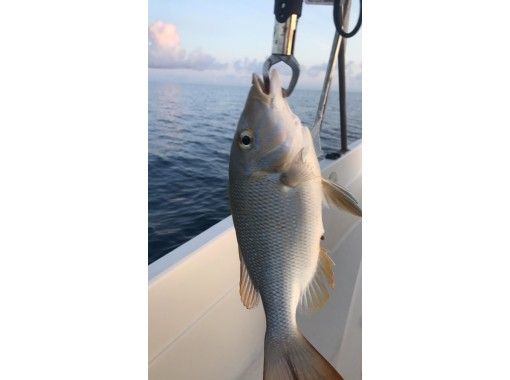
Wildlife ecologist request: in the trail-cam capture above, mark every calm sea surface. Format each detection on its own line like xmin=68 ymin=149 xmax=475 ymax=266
xmin=149 ymin=81 xmax=361 ymax=264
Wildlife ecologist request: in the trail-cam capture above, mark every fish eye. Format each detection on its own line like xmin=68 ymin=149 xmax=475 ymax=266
xmin=239 ymin=129 xmax=254 ymax=150
xmin=242 ymin=135 xmax=251 ymax=145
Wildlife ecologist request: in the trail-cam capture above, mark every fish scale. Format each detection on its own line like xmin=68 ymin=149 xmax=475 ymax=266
xmin=230 ymin=171 xmax=322 ymax=338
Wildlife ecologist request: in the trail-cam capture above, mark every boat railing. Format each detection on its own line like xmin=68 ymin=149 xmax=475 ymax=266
xmin=312 ymin=0 xmax=361 ymax=160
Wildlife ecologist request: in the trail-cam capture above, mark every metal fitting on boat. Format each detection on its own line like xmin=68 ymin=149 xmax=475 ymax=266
xmin=262 ymin=0 xmax=304 ymax=97
xmin=271 ymin=14 xmax=298 ymax=56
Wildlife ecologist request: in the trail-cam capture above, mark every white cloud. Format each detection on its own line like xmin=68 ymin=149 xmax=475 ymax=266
xmin=148 ymin=26 xmax=361 ymax=91
xmin=302 ymin=61 xmax=361 ymax=91
xmin=233 ymin=57 xmax=264 ymax=74
xmin=148 ymin=21 xmax=227 ymax=71
xmin=307 ymin=63 xmax=328 ymax=77
xmin=345 ymin=61 xmax=362 ymax=92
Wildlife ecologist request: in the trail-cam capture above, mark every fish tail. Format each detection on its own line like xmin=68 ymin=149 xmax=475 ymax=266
xmin=263 ymin=331 xmax=343 ymax=380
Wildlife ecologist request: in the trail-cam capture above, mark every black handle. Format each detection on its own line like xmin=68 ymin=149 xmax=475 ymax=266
xmin=274 ymin=0 xmax=303 ymax=23
xmin=333 ymin=0 xmax=362 ymax=38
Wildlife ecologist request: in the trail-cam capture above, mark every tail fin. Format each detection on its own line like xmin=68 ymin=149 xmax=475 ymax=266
xmin=264 ymin=332 xmax=343 ymax=380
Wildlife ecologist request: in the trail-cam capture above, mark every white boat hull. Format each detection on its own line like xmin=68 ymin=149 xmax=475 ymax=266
xmin=149 ymin=142 xmax=362 ymax=380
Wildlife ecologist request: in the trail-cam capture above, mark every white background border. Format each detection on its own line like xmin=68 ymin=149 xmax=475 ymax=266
xmin=1 ymin=1 xmax=509 ymax=379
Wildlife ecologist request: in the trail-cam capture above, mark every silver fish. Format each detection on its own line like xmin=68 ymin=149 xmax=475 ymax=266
xmin=229 ymin=70 xmax=361 ymax=380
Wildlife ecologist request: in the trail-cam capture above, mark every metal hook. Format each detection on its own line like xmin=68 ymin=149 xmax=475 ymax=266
xmin=262 ymin=54 xmax=300 ymax=97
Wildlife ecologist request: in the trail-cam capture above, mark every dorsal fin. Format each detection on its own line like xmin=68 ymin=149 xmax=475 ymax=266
xmin=299 ymin=247 xmax=335 ymax=313
xmin=239 ymin=249 xmax=260 ymax=309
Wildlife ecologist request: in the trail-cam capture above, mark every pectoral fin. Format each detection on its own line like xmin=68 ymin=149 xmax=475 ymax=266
xmin=238 ymin=249 xmax=260 ymax=309
xmin=279 ymin=147 xmax=320 ymax=188
xmin=322 ymin=178 xmax=362 ymax=217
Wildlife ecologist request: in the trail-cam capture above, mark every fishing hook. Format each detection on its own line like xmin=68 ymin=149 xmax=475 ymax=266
xmin=262 ymin=54 xmax=300 ymax=98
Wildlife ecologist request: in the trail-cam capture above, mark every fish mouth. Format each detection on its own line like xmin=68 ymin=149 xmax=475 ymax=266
xmin=251 ymin=73 xmax=271 ymax=101
xmin=250 ymin=72 xmax=287 ymax=105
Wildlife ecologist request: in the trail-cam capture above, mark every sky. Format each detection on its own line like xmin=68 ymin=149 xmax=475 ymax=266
xmin=148 ymin=0 xmax=361 ymax=91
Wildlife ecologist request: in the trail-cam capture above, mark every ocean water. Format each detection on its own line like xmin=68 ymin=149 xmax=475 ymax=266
xmin=149 ymin=81 xmax=361 ymax=264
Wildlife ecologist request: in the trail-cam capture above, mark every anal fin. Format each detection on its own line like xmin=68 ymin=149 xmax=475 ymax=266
xmin=299 ymin=247 xmax=335 ymax=313
xmin=239 ymin=249 xmax=260 ymax=309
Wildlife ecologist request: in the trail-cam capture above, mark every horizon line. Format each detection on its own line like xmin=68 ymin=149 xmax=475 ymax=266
xmin=148 ymin=78 xmax=361 ymax=93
